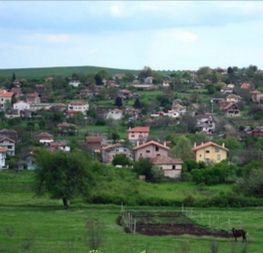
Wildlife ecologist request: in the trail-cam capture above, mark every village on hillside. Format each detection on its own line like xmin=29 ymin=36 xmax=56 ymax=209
xmin=0 ymin=66 xmax=262 ymax=181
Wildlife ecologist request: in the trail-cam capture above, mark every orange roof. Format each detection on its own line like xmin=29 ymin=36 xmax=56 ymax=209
xmin=0 ymin=147 xmax=7 ymax=153
xmin=133 ymin=140 xmax=169 ymax=151
xmin=0 ymin=91 xmax=13 ymax=98
xmin=192 ymin=141 xmax=229 ymax=152
xmin=151 ymin=155 xmax=183 ymax=165
xmin=69 ymin=101 xmax=87 ymax=106
xmin=128 ymin=127 xmax=150 ymax=133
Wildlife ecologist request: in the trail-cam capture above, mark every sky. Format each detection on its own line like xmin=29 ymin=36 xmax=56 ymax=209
xmin=1 ymin=1 xmax=263 ymax=70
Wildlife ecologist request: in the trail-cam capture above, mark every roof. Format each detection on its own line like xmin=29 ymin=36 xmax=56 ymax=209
xmin=69 ymin=101 xmax=87 ymax=106
xmin=151 ymin=155 xmax=183 ymax=165
xmin=0 ymin=147 xmax=7 ymax=153
xmin=219 ymin=101 xmax=238 ymax=111
xmin=128 ymin=127 xmax=150 ymax=133
xmin=50 ymin=141 xmax=67 ymax=148
xmin=37 ymin=132 xmax=54 ymax=140
xmin=192 ymin=141 xmax=229 ymax=152
xmin=0 ymin=135 xmax=15 ymax=143
xmin=86 ymin=136 xmax=103 ymax=143
xmin=102 ymin=143 xmax=125 ymax=152
xmin=133 ymin=140 xmax=169 ymax=151
xmin=0 ymin=90 xmax=13 ymax=98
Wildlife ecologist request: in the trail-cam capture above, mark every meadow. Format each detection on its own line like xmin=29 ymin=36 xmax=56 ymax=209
xmin=0 ymin=171 xmax=262 ymax=253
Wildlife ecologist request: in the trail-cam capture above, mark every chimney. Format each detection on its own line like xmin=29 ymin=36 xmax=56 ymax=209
xmin=136 ymin=141 xmax=140 ymax=147
xmin=194 ymin=142 xmax=197 ymax=148
xmin=222 ymin=143 xmax=225 ymax=148
xmin=164 ymin=141 xmax=167 ymax=147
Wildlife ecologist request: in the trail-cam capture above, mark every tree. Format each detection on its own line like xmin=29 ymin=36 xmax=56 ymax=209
xmin=115 ymin=96 xmax=123 ymax=107
xmin=133 ymin=158 xmax=153 ymax=181
xmin=112 ymin=154 xmax=132 ymax=167
xmin=94 ymin=74 xmax=103 ymax=86
xmin=133 ymin=98 xmax=142 ymax=109
xmin=171 ymin=136 xmax=194 ymax=161
xmin=12 ymin=72 xmax=16 ymax=82
xmin=35 ymin=150 xmax=93 ymax=209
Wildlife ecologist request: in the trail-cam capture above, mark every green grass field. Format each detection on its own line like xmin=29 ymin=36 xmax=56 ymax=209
xmin=0 ymin=65 xmax=138 ymax=79
xmin=0 ymin=171 xmax=262 ymax=253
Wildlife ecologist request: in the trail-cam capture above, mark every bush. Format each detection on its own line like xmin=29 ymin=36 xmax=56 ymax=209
xmin=235 ymin=169 xmax=263 ymax=198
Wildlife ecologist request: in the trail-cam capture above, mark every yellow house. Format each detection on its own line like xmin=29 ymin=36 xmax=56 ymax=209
xmin=192 ymin=141 xmax=228 ymax=164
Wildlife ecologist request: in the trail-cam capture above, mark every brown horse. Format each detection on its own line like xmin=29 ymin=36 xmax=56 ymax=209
xmin=232 ymin=228 xmax=247 ymax=242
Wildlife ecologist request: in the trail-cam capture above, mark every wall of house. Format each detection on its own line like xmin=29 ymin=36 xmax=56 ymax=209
xmin=134 ymin=144 xmax=168 ymax=161
xmin=128 ymin=132 xmax=148 ymax=142
xmin=102 ymin=146 xmax=133 ymax=163
xmin=195 ymin=146 xmax=227 ymax=163
xmin=0 ymin=141 xmax=15 ymax=156
xmin=156 ymin=164 xmax=182 ymax=179
xmin=0 ymin=153 xmax=6 ymax=169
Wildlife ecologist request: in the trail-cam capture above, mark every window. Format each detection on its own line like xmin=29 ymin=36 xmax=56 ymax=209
xmin=155 ymin=146 xmax=159 ymax=151
xmin=146 ymin=150 xmax=150 ymax=153
xmin=215 ymin=147 xmax=220 ymax=153
xmin=217 ymin=154 xmax=221 ymax=160
xmin=206 ymin=150 xmax=210 ymax=153
xmin=7 ymin=145 xmax=12 ymax=149
xmin=172 ymin=165 xmax=175 ymax=170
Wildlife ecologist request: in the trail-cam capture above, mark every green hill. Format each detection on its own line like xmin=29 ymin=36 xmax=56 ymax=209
xmin=0 ymin=65 xmax=139 ymax=79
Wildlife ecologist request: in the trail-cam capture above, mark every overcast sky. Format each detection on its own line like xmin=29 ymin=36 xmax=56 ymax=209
xmin=1 ymin=1 xmax=263 ymax=70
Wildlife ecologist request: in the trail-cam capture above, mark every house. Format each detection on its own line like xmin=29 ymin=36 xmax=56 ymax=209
xmin=101 ymin=143 xmax=133 ymax=164
xmin=128 ymin=127 xmax=150 ymax=144
xmin=251 ymin=90 xmax=263 ymax=103
xmin=118 ymin=89 xmax=133 ymax=99
xmin=0 ymin=135 xmax=15 ymax=156
xmin=251 ymin=127 xmax=263 ymax=137
xmin=68 ymin=101 xmax=89 ymax=114
xmin=106 ymin=109 xmax=123 ymax=120
xmin=0 ymin=147 xmax=7 ymax=169
xmin=196 ymin=114 xmax=215 ymax=135
xmin=49 ymin=141 xmax=70 ymax=152
xmin=13 ymin=101 xmax=30 ymax=112
xmin=5 ymin=109 xmax=21 ymax=119
xmin=57 ymin=122 xmax=77 ymax=135
xmin=171 ymin=102 xmax=186 ymax=115
xmin=132 ymin=83 xmax=156 ymax=90
xmin=226 ymin=94 xmax=242 ymax=103
xmin=69 ymin=80 xmax=81 ymax=87
xmin=26 ymin=92 xmax=41 ymax=104
xmin=133 ymin=140 xmax=169 ymax=161
xmin=0 ymin=90 xmax=13 ymax=110
xmin=36 ymin=132 xmax=54 ymax=144
xmin=220 ymin=84 xmax=235 ymax=95
xmin=151 ymin=155 xmax=183 ymax=179
xmin=219 ymin=101 xmax=240 ymax=117
xmin=18 ymin=150 xmax=37 ymax=170
xmin=192 ymin=141 xmax=228 ymax=164
xmin=86 ymin=135 xmax=104 ymax=154
xmin=240 ymin=82 xmax=251 ymax=90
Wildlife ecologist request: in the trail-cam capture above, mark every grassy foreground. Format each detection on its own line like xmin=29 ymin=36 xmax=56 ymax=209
xmin=0 ymin=171 xmax=262 ymax=253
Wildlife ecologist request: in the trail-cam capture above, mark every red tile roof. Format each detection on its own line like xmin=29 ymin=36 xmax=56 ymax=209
xmin=133 ymin=140 xmax=169 ymax=151
xmin=128 ymin=127 xmax=150 ymax=133
xmin=192 ymin=141 xmax=229 ymax=152
xmin=151 ymin=155 xmax=183 ymax=165
xmin=0 ymin=91 xmax=13 ymax=98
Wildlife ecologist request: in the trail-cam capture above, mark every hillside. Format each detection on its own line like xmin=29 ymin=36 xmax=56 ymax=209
xmin=0 ymin=65 xmax=139 ymax=79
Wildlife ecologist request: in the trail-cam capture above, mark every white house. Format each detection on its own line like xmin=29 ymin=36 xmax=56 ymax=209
xmin=106 ymin=109 xmax=123 ymax=120
xmin=13 ymin=101 xmax=30 ymax=111
xmin=0 ymin=135 xmax=15 ymax=156
xmin=36 ymin=132 xmax=54 ymax=144
xmin=0 ymin=147 xmax=7 ymax=169
xmin=69 ymin=80 xmax=81 ymax=87
xmin=68 ymin=102 xmax=89 ymax=114
xmin=0 ymin=90 xmax=13 ymax=111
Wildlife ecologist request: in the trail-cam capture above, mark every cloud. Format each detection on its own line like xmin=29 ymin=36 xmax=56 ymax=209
xmin=109 ymin=3 xmax=125 ymax=18
xmin=174 ymin=30 xmax=198 ymax=43
xmin=24 ymin=33 xmax=71 ymax=43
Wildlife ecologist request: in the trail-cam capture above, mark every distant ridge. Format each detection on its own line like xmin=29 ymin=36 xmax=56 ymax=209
xmin=0 ymin=65 xmax=139 ymax=79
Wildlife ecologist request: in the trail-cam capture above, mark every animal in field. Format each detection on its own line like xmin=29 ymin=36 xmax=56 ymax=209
xmin=232 ymin=228 xmax=247 ymax=242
